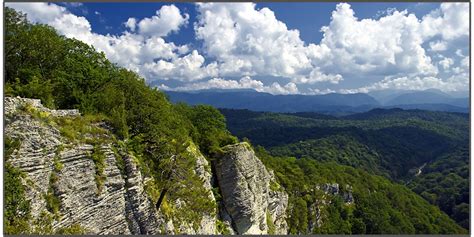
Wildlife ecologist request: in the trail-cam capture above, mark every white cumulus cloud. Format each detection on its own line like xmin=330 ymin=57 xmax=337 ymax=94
xmin=438 ymin=57 xmax=454 ymax=70
xmin=125 ymin=17 xmax=137 ymax=31
xmin=135 ymin=5 xmax=189 ymax=37
xmin=6 ymin=2 xmax=469 ymax=94
xmin=318 ymin=3 xmax=437 ymax=77
xmin=160 ymin=76 xmax=299 ymax=95
xmin=194 ymin=3 xmax=341 ymax=83
xmin=429 ymin=41 xmax=448 ymax=51
xmin=421 ymin=3 xmax=469 ymax=40
xmin=7 ymin=2 xmax=213 ymax=82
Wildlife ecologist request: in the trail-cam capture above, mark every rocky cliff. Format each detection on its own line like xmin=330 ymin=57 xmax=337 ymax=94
xmin=4 ymin=97 xmax=289 ymax=235
xmin=215 ymin=143 xmax=288 ymax=234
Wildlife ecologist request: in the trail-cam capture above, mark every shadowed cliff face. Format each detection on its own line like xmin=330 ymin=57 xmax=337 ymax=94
xmin=4 ymin=97 xmax=289 ymax=235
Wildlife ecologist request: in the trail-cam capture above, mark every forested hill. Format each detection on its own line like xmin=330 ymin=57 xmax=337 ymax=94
xmin=4 ymin=7 xmax=468 ymax=235
xmin=220 ymin=108 xmax=470 ymax=229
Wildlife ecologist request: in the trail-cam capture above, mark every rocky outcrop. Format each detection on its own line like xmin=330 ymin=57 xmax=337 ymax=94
xmin=215 ymin=142 xmax=288 ymax=234
xmin=4 ymin=97 xmax=193 ymax=234
xmin=173 ymin=145 xmax=218 ymax=235
xmin=318 ymin=183 xmax=353 ymax=204
xmin=308 ymin=183 xmax=354 ymax=232
xmin=122 ymin=152 xmax=167 ymax=234
xmin=5 ymin=97 xmax=289 ymax=235
xmin=5 ymin=97 xmax=80 ymax=117
xmin=267 ymin=175 xmax=289 ymax=233
xmin=193 ymin=149 xmax=218 ymax=235
xmin=54 ymin=144 xmax=130 ymax=234
xmin=5 ymin=97 xmax=130 ymax=234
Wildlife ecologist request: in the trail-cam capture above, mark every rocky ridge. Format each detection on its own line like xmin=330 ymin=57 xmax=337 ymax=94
xmin=308 ymin=183 xmax=354 ymax=232
xmin=215 ymin=143 xmax=288 ymax=234
xmin=4 ymin=97 xmax=289 ymax=235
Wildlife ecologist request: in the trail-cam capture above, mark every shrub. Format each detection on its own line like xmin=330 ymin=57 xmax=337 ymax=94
xmin=4 ymin=163 xmax=31 ymax=234
xmin=91 ymin=145 xmax=106 ymax=194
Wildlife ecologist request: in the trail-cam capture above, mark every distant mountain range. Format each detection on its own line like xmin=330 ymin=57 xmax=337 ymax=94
xmin=382 ymin=90 xmax=468 ymax=107
xmin=165 ymin=89 xmax=469 ymax=115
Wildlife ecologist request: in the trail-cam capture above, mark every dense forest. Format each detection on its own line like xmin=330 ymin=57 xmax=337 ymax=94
xmin=4 ymin=7 xmax=468 ymax=234
xmin=220 ymin=108 xmax=470 ymax=230
xmin=408 ymin=146 xmax=469 ymax=229
xmin=256 ymin=148 xmax=466 ymax=234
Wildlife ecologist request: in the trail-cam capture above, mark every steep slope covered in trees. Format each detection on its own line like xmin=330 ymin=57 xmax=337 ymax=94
xmin=408 ymin=145 xmax=469 ymax=229
xmin=255 ymin=148 xmax=466 ymax=234
xmin=220 ymin=108 xmax=470 ymax=229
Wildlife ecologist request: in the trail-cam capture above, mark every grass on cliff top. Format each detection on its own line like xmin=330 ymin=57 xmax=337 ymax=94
xmin=17 ymin=101 xmax=112 ymax=146
xmin=55 ymin=114 xmax=110 ymax=144
xmin=18 ymin=101 xmax=52 ymax=124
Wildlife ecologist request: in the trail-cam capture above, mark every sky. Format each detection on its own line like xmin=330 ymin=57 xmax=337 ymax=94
xmin=6 ymin=2 xmax=470 ymax=95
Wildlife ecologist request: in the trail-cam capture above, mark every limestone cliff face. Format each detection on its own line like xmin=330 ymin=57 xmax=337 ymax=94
xmin=4 ymin=97 xmax=289 ymax=235
xmin=215 ymin=143 xmax=288 ymax=234
xmin=4 ymin=97 xmax=209 ymax=234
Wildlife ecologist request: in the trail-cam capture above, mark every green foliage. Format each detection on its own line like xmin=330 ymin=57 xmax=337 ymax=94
xmin=32 ymin=211 xmax=54 ymax=234
xmin=270 ymin=135 xmax=387 ymax=177
xmin=287 ymin=197 xmax=308 ymax=234
xmin=175 ymin=103 xmax=238 ymax=157
xmin=31 ymin=212 xmax=84 ymax=235
xmin=56 ymin=224 xmax=86 ymax=235
xmin=42 ymin=147 xmax=63 ymax=220
xmin=212 ymin=187 xmax=223 ymax=202
xmin=266 ymin=210 xmax=276 ymax=234
xmin=112 ymin=144 xmax=126 ymax=177
xmin=18 ymin=101 xmax=52 ymax=123
xmin=158 ymin=142 xmax=217 ymax=230
xmin=44 ymin=174 xmax=61 ymax=217
xmin=316 ymin=196 xmax=352 ymax=234
xmin=216 ymin=219 xmax=230 ymax=235
xmin=221 ymin=108 xmax=469 ymax=232
xmin=91 ymin=145 xmax=107 ymax=194
xmin=5 ymin=136 xmax=21 ymax=160
xmin=4 ymin=163 xmax=31 ymax=234
xmin=10 ymin=77 xmax=55 ymax=108
xmin=221 ymin=108 xmax=467 ymax=179
xmin=408 ymin=145 xmax=469 ymax=229
xmin=53 ymin=150 xmax=64 ymax=172
xmin=269 ymin=180 xmax=282 ymax=192
xmin=255 ymin=148 xmax=467 ymax=234
xmin=55 ymin=115 xmax=108 ymax=143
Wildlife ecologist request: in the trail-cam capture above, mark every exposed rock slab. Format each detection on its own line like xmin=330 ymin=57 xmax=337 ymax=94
xmin=5 ymin=97 xmax=288 ymax=235
xmin=4 ymin=97 xmax=155 ymax=234
xmin=215 ymin=142 xmax=288 ymax=234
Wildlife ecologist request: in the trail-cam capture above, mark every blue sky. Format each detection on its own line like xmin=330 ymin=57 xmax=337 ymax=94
xmin=7 ymin=2 xmax=469 ymax=95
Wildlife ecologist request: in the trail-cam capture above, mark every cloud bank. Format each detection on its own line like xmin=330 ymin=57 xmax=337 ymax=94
xmin=7 ymin=2 xmax=469 ymax=94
